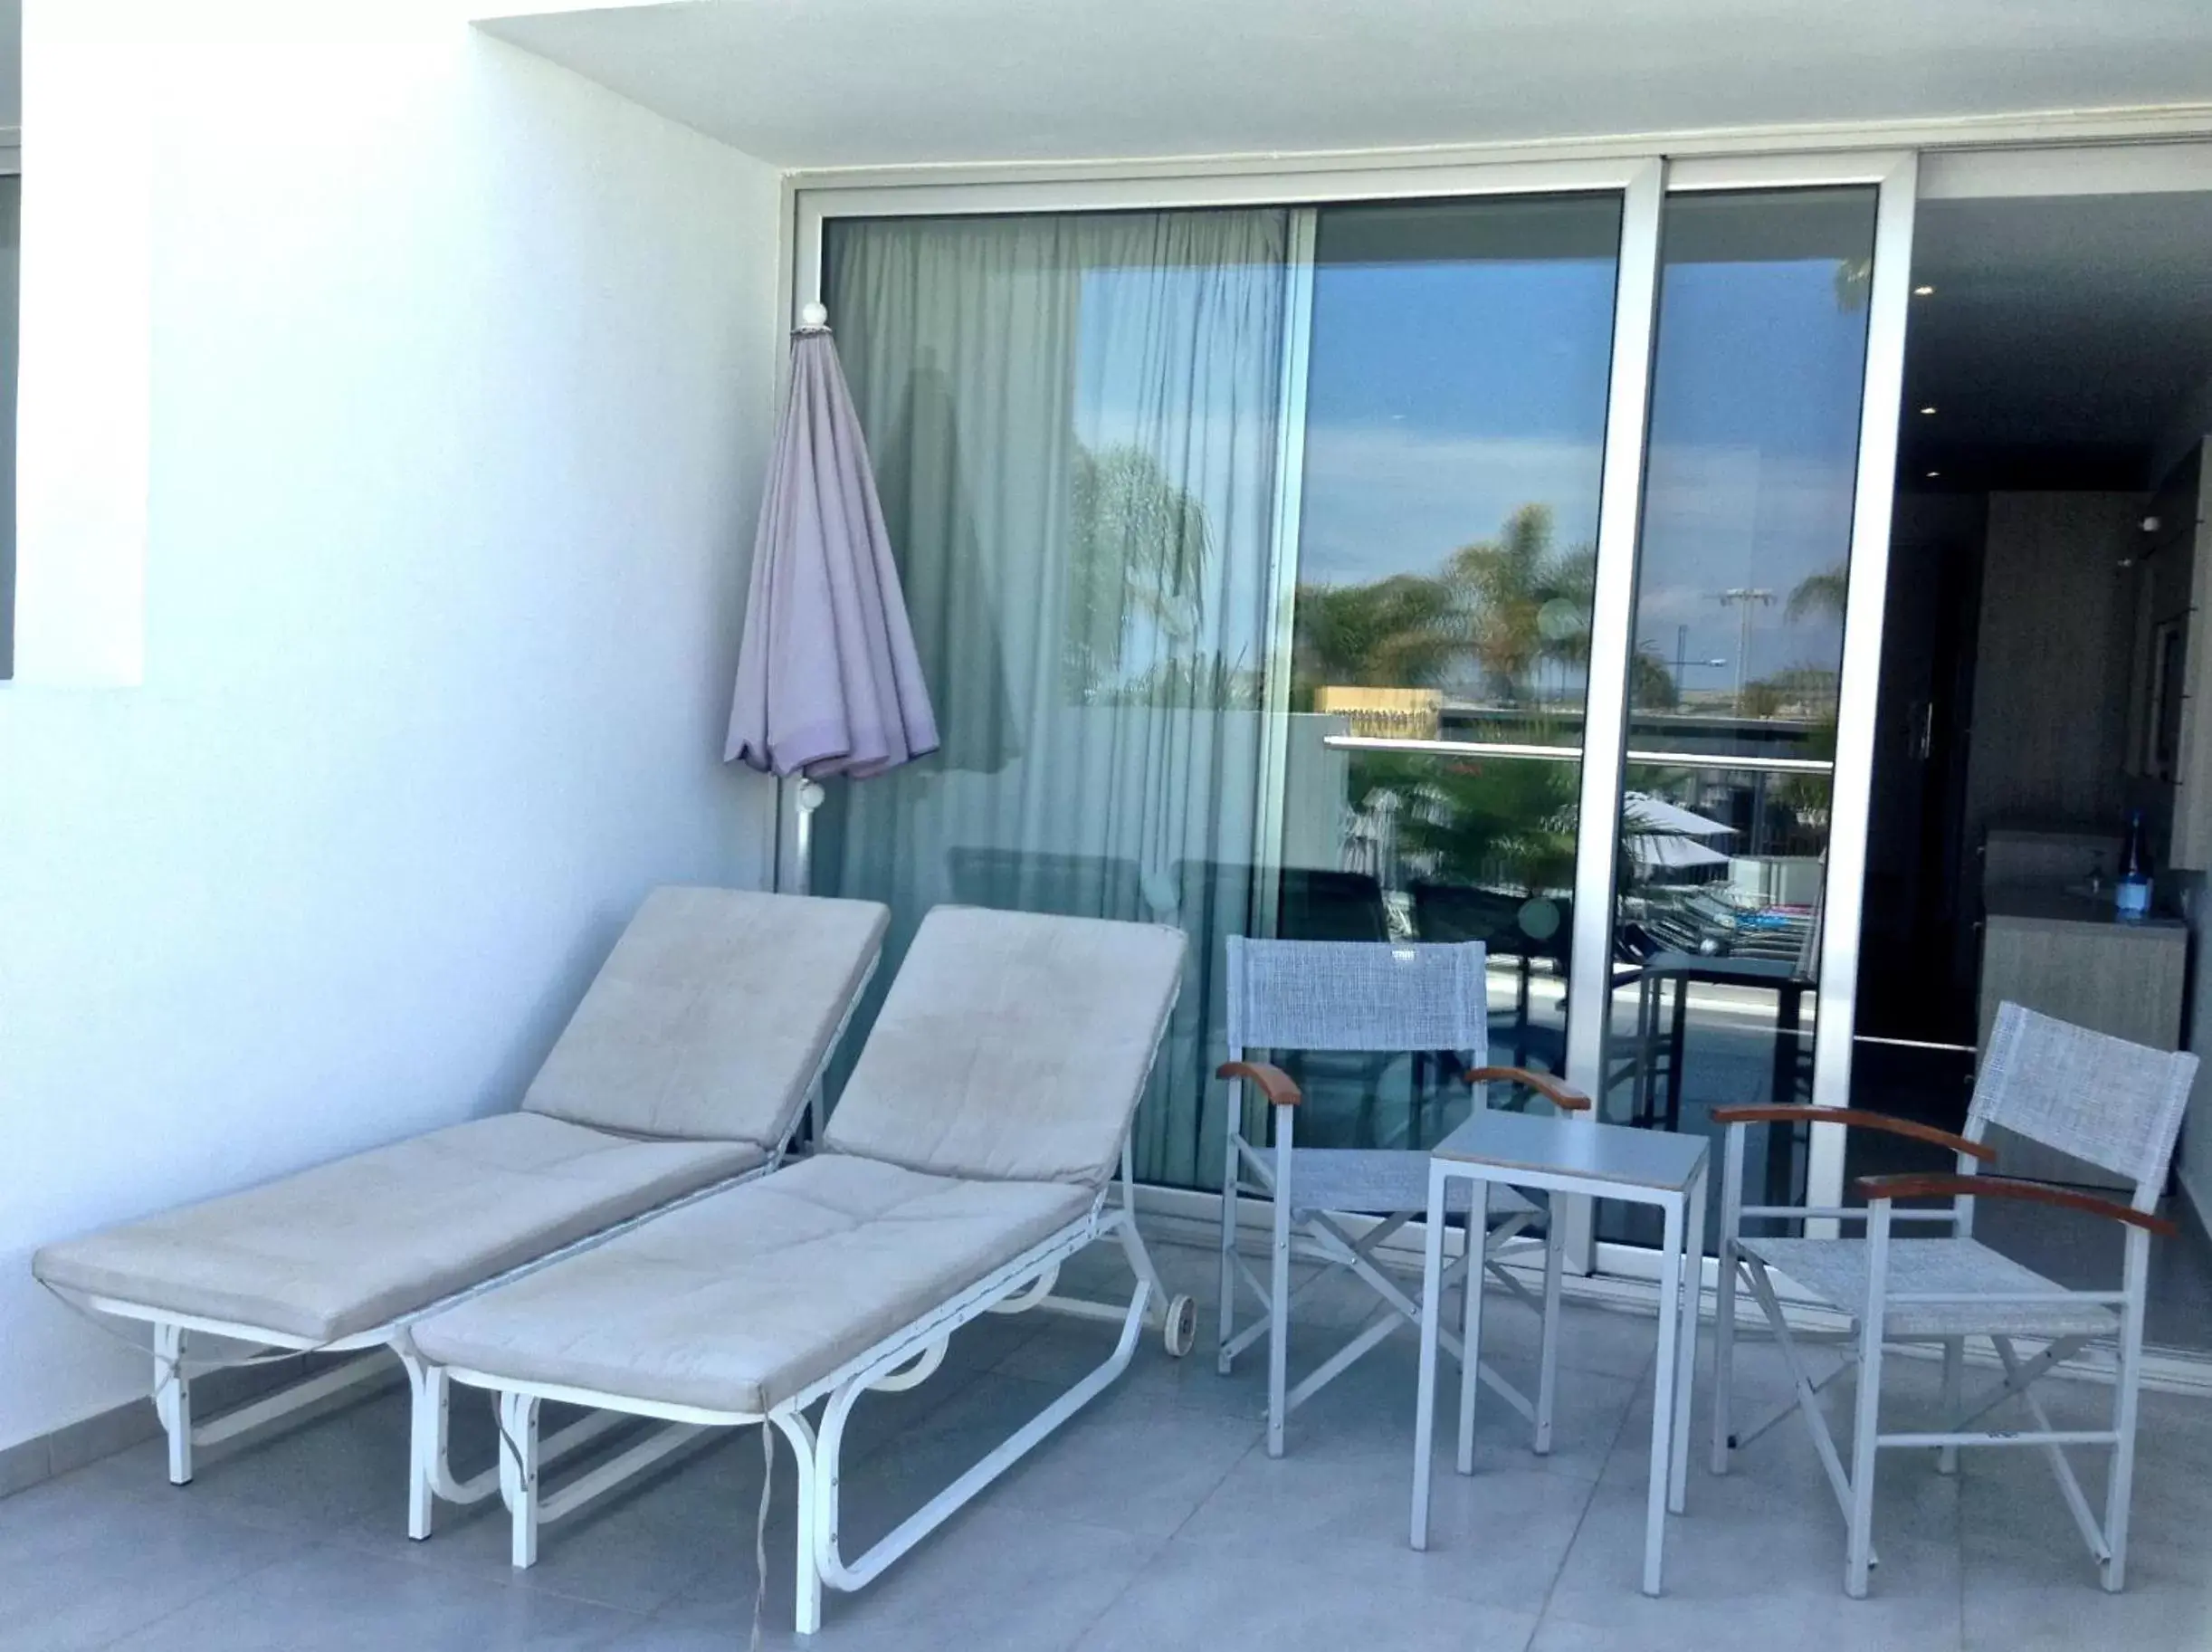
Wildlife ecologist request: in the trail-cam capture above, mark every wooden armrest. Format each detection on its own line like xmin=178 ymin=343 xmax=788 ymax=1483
xmin=1711 ymin=1106 xmax=1997 ymax=1163
xmin=1217 ymin=1060 xmax=1301 ymax=1107
xmin=1465 ymin=1065 xmax=1591 ymax=1112
xmin=1857 ymin=1173 xmax=2177 ymax=1237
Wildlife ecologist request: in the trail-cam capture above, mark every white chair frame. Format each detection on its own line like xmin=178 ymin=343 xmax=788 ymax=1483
xmin=54 ymin=962 xmax=875 ymax=1541
xmin=1214 ymin=937 xmax=1588 ymax=1457
xmin=440 ymin=1137 xmax=1193 ymax=1638
xmin=1710 ymin=1002 xmax=2195 ymax=1597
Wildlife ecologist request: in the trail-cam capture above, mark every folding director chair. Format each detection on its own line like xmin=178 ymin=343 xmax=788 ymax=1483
xmin=1711 ymin=1000 xmax=2195 ymax=1596
xmin=1215 ymin=937 xmax=1590 ymax=1457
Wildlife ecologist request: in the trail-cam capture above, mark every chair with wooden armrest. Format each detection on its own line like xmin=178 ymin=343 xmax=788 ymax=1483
xmin=1709 ymin=1001 xmax=2197 ymax=1599
xmin=1214 ymin=937 xmax=1590 ymax=1458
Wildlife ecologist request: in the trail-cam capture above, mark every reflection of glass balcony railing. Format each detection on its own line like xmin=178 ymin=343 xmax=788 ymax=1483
xmin=1321 ymin=732 xmax=1831 ymax=774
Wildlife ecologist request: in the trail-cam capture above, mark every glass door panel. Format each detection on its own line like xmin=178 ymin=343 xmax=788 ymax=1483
xmin=1279 ymin=194 xmax=1623 ymax=1151
xmin=1600 ymin=186 xmax=1880 ymax=1249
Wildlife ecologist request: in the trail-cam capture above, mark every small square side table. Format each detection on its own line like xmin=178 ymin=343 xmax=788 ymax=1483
xmin=1410 ymin=1108 xmax=1710 ymax=1596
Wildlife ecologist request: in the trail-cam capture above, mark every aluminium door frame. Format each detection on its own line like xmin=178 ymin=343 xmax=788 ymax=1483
xmin=1590 ymin=149 xmax=1920 ymax=1279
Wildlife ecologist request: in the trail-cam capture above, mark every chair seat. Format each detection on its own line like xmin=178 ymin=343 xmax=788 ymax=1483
xmin=1291 ymin=1149 xmax=1540 ymax=1222
xmin=1741 ymin=1236 xmax=2120 ymax=1340
xmin=33 ymin=1113 xmax=765 ymax=1344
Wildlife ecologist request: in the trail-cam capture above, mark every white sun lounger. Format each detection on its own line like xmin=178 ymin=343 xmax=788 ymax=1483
xmin=33 ymin=886 xmax=888 ymax=1538
xmin=407 ymin=905 xmax=1197 ymax=1637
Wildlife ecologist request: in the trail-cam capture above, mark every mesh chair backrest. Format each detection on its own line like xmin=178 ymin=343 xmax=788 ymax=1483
xmin=1225 ymin=937 xmax=1488 ymax=1058
xmin=1970 ymin=1001 xmax=2198 ymax=1196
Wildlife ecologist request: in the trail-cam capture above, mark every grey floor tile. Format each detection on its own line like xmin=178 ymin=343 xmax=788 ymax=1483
xmin=1962 ymin=1581 xmax=2212 ymax=1651
xmin=1179 ymin=1435 xmax=1597 ymax=1613
xmin=1073 ymin=1536 xmax=1540 ymax=1652
xmin=0 ymin=1434 xmax=51 ymax=1500
xmin=8 ymin=1238 xmax=2211 ymax=1652
xmin=912 ymin=1372 xmax=1259 ymax=1539
xmin=1530 ymin=1590 xmax=1965 ymax=1652
xmin=1544 ymin=1475 xmax=1959 ymax=1626
xmin=627 ymin=1504 xmax=1161 ymax=1651
xmin=72 ymin=1383 xmax=415 ymax=1537
xmin=0 ymin=1474 xmax=307 ymax=1652
xmin=1283 ymin=1333 xmax=1641 ymax=1485
xmin=1474 ymin=1292 xmax=1671 ymax=1383
xmin=345 ymin=1428 xmax=766 ymax=1617
xmin=104 ymin=1542 xmax=644 ymax=1651
xmin=1959 ymin=1445 xmax=2212 ymax=1596
xmin=996 ymin=1316 xmax=1266 ymax=1422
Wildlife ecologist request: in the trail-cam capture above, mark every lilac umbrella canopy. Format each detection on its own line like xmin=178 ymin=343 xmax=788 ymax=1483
xmin=726 ymin=310 xmax=939 ymax=779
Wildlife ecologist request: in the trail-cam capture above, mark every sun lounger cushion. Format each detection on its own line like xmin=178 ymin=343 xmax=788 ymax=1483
xmin=408 ymin=1152 xmax=1092 ymax=1414
xmin=34 ymin=1113 xmax=763 ymax=1344
xmin=821 ymin=906 xmax=1185 ymax=1188
xmin=521 ymin=886 xmax=889 ymax=1146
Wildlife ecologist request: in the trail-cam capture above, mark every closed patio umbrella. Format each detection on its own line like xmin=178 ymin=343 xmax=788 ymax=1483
xmin=726 ymin=302 xmax=939 ymax=890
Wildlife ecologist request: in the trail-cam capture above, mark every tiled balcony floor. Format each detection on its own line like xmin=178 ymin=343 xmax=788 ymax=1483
xmin=6 ymin=1239 xmax=2209 ymax=1650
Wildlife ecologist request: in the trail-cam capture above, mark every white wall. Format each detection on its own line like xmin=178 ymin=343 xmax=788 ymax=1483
xmin=0 ymin=6 xmax=784 ymax=1450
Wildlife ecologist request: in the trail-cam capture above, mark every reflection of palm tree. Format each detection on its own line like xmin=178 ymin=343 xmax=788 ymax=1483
xmin=1292 ymin=573 xmax=1461 ymax=697
xmin=1292 ymin=501 xmax=1681 ymax=712
xmin=1785 ymin=561 xmax=1849 ymax=625
xmin=1065 ymin=443 xmax=1211 ymax=695
xmin=1451 ymin=503 xmax=1572 ymax=698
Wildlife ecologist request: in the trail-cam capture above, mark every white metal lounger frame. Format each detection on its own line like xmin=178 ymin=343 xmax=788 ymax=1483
xmin=57 ymin=955 xmax=878 ymax=1542
xmin=441 ymin=1135 xmax=1196 ymax=1638
xmin=1709 ymin=1002 xmax=2197 ymax=1598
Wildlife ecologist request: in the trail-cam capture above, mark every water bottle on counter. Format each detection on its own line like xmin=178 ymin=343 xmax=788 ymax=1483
xmin=2116 ymin=808 xmax=2152 ymax=921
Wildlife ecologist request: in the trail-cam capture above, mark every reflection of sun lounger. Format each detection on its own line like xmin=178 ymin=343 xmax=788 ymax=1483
xmin=407 ymin=905 xmax=1195 ymax=1636
xmin=33 ymin=888 xmax=888 ymax=1538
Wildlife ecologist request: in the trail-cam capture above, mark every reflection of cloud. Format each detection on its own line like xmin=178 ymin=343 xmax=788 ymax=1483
xmin=1634 ymin=443 xmax=1853 ymax=674
xmin=1298 ymin=423 xmax=1605 ymax=587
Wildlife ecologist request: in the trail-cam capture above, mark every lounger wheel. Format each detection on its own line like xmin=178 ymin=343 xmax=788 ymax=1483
xmin=1163 ymin=1294 xmax=1197 ymax=1358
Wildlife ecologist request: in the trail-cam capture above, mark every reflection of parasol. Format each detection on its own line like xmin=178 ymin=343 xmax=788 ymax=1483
xmin=1621 ymin=790 xmax=1733 ymax=874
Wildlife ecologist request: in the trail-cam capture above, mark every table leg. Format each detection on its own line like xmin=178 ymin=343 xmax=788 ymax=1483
xmin=1669 ymin=1168 xmax=1706 ymax=1514
xmin=1536 ymin=1204 xmax=1563 ymax=1456
xmin=1515 ymin=956 xmax=1531 ymax=1067
xmin=1666 ymin=981 xmax=1688 ymax=1132
xmin=1644 ymin=1193 xmax=1684 ymax=1597
xmin=1456 ymin=1177 xmax=1491 ymax=1475
xmin=1411 ymin=1161 xmax=1449 ymax=1551
xmin=1764 ymin=986 xmax=1805 ymax=1205
xmin=1634 ymin=975 xmax=1654 ymax=1126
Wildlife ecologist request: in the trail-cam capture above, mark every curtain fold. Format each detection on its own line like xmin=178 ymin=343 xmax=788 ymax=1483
xmin=818 ymin=208 xmax=1291 ymax=1188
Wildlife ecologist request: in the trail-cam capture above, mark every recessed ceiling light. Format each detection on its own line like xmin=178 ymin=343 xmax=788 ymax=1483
xmin=1925 ymin=469 xmax=1941 ymax=480
xmin=1913 ymin=284 xmax=1936 ymax=296
xmin=1920 ymin=406 xmax=1938 ymax=415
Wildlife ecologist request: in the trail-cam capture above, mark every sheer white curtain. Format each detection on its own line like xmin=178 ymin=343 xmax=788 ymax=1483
xmin=817 ymin=208 xmax=1291 ymax=1187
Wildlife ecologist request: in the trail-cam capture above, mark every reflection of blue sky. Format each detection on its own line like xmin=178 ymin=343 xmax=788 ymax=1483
xmin=1636 ymin=255 xmax=1869 ymax=686
xmin=1058 ymin=202 xmax=1873 ymax=701
xmin=1301 ymin=258 xmax=1616 ymax=589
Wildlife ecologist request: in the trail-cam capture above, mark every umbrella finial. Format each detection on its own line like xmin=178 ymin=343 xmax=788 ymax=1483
xmin=797 ymin=301 xmax=830 ymax=331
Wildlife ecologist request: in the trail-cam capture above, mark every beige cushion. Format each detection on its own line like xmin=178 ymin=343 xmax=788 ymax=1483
xmin=407 ymin=1154 xmax=1092 ymax=1414
xmin=33 ymin=1114 xmax=763 ymax=1343
xmin=823 ymin=907 xmax=1184 ymax=1187
xmin=522 ymin=886 xmax=889 ymax=1147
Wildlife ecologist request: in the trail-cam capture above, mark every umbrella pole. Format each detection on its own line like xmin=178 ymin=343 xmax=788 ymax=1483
xmin=791 ymin=778 xmax=827 ymax=895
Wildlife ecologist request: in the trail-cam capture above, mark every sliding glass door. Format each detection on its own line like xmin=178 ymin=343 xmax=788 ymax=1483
xmin=1597 ymin=186 xmax=1882 ymax=1249
xmin=1274 ymin=194 xmax=1622 ymax=1151
xmin=797 ymin=154 xmax=1915 ymax=1240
